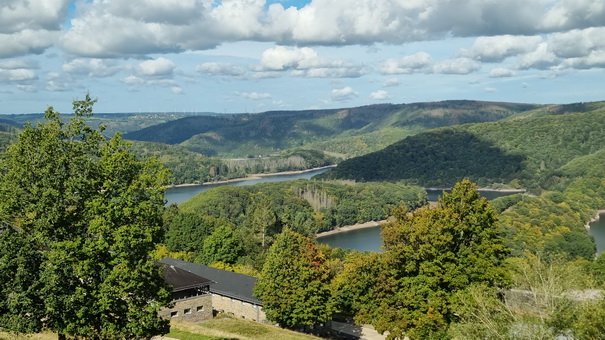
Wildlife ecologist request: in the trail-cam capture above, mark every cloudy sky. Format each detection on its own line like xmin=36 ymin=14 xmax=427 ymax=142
xmin=0 ymin=0 xmax=604 ymax=114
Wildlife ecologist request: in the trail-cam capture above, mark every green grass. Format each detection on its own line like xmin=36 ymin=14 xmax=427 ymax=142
xmin=167 ymin=328 xmax=231 ymax=340
xmin=169 ymin=318 xmax=322 ymax=340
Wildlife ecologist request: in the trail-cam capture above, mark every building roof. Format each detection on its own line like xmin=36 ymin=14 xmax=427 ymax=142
xmin=159 ymin=263 xmax=214 ymax=292
xmin=159 ymin=258 xmax=263 ymax=305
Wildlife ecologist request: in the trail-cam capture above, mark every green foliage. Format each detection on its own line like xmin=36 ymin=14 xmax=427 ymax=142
xmin=498 ymin=195 xmax=596 ymax=260
xmin=200 ymin=225 xmax=243 ymax=265
xmin=0 ymin=96 xmax=170 ymax=339
xmin=254 ymin=229 xmax=333 ymax=328
xmin=124 ymin=101 xmax=538 ymax=158
xmin=322 ymin=101 xmax=605 ymax=189
xmin=337 ymin=180 xmax=509 ymax=339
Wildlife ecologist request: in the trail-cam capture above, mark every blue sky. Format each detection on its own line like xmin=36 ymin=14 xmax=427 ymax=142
xmin=0 ymin=0 xmax=604 ymax=114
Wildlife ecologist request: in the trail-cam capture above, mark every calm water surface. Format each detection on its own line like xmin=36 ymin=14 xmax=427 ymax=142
xmin=589 ymin=214 xmax=605 ymax=255
xmin=318 ymin=190 xmax=523 ymax=252
xmin=165 ymin=167 xmax=332 ymax=205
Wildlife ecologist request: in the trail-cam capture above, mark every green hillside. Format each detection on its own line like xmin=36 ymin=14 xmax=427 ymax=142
xmin=320 ymin=101 xmax=605 ymax=189
xmin=123 ymin=101 xmax=542 ymax=158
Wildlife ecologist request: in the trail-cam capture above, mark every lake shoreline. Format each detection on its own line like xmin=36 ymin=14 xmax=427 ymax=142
xmin=586 ymin=209 xmax=605 ymax=230
xmin=167 ymin=165 xmax=336 ymax=188
xmin=316 ymin=220 xmax=386 ymax=238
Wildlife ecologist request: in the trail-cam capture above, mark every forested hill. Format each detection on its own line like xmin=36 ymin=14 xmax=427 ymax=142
xmin=319 ymin=101 xmax=605 ymax=189
xmin=123 ymin=101 xmax=542 ymax=158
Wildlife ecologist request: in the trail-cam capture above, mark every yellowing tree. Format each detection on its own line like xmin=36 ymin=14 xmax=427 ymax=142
xmin=254 ymin=228 xmax=333 ymax=329
xmin=0 ymin=95 xmax=171 ymax=339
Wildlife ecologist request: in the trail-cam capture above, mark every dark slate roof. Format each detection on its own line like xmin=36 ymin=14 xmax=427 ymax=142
xmin=159 ymin=263 xmax=214 ymax=292
xmin=159 ymin=258 xmax=263 ymax=305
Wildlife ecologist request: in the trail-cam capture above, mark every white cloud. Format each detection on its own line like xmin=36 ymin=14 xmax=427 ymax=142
xmin=484 ymin=87 xmax=497 ymax=93
xmin=489 ymin=67 xmax=516 ymax=78
xmin=238 ymin=92 xmax=272 ymax=100
xmin=171 ymin=86 xmax=184 ymax=95
xmin=260 ymin=46 xmax=318 ymax=71
xmin=370 ymin=90 xmax=389 ymax=100
xmin=331 ymin=86 xmax=358 ymax=101
xmin=16 ymin=84 xmax=36 ymax=92
xmin=0 ymin=29 xmax=59 ymax=58
xmin=433 ymin=58 xmax=481 ymax=74
xmin=383 ymin=78 xmax=401 ymax=87
xmin=196 ymin=62 xmax=246 ymax=77
xmin=63 ymin=58 xmax=123 ymax=78
xmin=0 ymin=59 xmax=38 ymax=69
xmin=462 ymin=35 xmax=543 ymax=62
xmin=516 ymin=43 xmax=559 ymax=70
xmin=0 ymin=68 xmax=37 ymax=82
xmin=259 ymin=46 xmax=369 ymax=78
xmin=548 ymin=27 xmax=605 ymax=58
xmin=137 ymin=57 xmax=176 ymax=77
xmin=380 ymin=52 xmax=432 ymax=75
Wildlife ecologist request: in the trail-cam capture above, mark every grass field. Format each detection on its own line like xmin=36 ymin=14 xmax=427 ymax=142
xmin=167 ymin=318 xmax=323 ymax=340
xmin=1 ymin=318 xmax=323 ymax=340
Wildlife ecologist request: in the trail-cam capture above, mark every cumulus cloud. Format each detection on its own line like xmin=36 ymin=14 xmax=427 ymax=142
xmin=380 ymin=52 xmax=432 ymax=75
xmin=516 ymin=43 xmax=559 ymax=70
xmin=136 ymin=57 xmax=176 ymax=77
xmin=433 ymin=58 xmax=481 ymax=74
xmin=548 ymin=27 xmax=605 ymax=58
xmin=383 ymin=78 xmax=401 ymax=87
xmin=171 ymin=86 xmax=184 ymax=95
xmin=370 ymin=90 xmax=389 ymax=100
xmin=196 ymin=62 xmax=246 ymax=77
xmin=259 ymin=46 xmax=369 ymax=78
xmin=0 ymin=0 xmax=69 ymax=57
xmin=63 ymin=58 xmax=123 ymax=78
xmin=462 ymin=35 xmax=543 ymax=62
xmin=331 ymin=86 xmax=358 ymax=101
xmin=489 ymin=67 xmax=516 ymax=78
xmin=0 ymin=69 xmax=37 ymax=83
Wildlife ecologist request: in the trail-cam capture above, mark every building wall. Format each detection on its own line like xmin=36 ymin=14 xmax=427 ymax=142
xmin=211 ymin=294 xmax=267 ymax=323
xmin=159 ymin=294 xmax=213 ymax=322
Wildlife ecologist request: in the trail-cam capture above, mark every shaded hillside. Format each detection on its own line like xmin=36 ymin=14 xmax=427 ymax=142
xmin=123 ymin=101 xmax=541 ymax=158
xmin=320 ymin=101 xmax=605 ymax=188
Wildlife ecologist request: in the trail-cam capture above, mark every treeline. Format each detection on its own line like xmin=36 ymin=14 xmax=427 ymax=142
xmin=124 ymin=101 xmax=540 ymax=158
xmin=321 ymin=101 xmax=605 ymax=190
xmin=160 ymin=180 xmax=426 ymax=269
xmin=129 ymin=141 xmax=335 ymax=185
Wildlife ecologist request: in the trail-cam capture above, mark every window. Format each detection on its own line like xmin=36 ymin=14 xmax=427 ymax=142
xmin=170 ymin=311 xmax=178 ymax=318
xmin=197 ymin=306 xmax=204 ymax=312
xmin=184 ymin=308 xmax=191 ymax=315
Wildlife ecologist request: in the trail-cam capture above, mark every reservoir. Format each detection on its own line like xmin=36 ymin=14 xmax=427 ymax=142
xmin=589 ymin=214 xmax=605 ymax=255
xmin=316 ymin=189 xmax=521 ymax=252
xmin=165 ymin=167 xmax=332 ymax=205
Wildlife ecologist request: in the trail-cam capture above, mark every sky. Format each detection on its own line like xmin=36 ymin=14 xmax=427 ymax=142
xmin=0 ymin=0 xmax=604 ymax=114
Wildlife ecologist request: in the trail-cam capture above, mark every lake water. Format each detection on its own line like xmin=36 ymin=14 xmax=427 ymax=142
xmin=317 ymin=190 xmax=524 ymax=252
xmin=164 ymin=167 xmax=332 ymax=205
xmin=589 ymin=214 xmax=605 ymax=255
xmin=167 ymin=174 xmax=605 ymax=255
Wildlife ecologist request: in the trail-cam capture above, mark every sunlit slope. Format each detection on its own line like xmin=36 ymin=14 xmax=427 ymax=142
xmin=320 ymin=101 xmax=605 ymax=188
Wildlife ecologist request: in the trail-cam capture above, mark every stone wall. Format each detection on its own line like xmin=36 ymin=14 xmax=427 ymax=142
xmin=159 ymin=294 xmax=213 ymax=322
xmin=211 ymin=293 xmax=267 ymax=322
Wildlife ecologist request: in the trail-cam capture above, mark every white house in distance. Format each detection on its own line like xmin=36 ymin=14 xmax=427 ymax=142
xmin=159 ymin=257 xmax=267 ymax=323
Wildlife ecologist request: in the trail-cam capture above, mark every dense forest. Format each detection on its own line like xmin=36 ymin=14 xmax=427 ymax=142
xmin=161 ymin=180 xmax=426 ymax=268
xmin=124 ymin=101 xmax=541 ymax=158
xmin=320 ymin=100 xmax=605 ymax=189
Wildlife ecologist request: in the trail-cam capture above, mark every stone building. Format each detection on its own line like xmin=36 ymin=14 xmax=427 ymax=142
xmin=159 ymin=258 xmax=267 ymax=323
xmin=158 ymin=262 xmax=214 ymax=322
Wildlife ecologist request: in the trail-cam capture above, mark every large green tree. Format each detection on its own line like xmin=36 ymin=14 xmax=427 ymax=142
xmin=340 ymin=180 xmax=509 ymax=339
xmin=0 ymin=95 xmax=171 ymax=339
xmin=254 ymin=228 xmax=333 ymax=329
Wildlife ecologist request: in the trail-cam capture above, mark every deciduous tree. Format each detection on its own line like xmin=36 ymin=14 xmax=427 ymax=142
xmin=254 ymin=228 xmax=333 ymax=328
xmin=0 ymin=95 xmax=171 ymax=339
